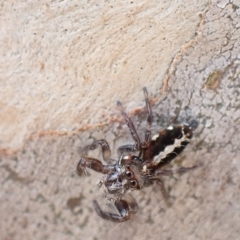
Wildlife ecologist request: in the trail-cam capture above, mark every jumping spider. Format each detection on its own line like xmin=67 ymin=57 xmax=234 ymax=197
xmin=77 ymin=87 xmax=197 ymax=222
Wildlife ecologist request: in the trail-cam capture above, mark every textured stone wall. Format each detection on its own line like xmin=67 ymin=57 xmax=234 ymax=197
xmin=1 ymin=0 xmax=240 ymax=240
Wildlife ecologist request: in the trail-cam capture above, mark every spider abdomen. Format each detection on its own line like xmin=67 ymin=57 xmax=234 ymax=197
xmin=143 ymin=124 xmax=194 ymax=167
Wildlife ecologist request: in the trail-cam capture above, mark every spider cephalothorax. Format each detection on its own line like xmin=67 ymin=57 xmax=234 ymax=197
xmin=77 ymin=88 xmax=197 ymax=222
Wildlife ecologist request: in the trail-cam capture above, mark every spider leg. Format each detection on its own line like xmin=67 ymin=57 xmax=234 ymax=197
xmin=152 ymin=166 xmax=197 ymax=206
xmin=76 ymin=157 xmax=114 ymax=175
xmin=93 ymin=199 xmax=131 ymax=222
xmin=117 ymin=144 xmax=136 ymax=156
xmin=124 ymin=193 xmax=138 ymax=213
xmin=151 ymin=177 xmax=171 ymax=207
xmin=155 ymin=166 xmax=197 ymax=176
xmin=88 ymin=139 xmax=112 ymax=163
xmin=117 ymin=100 xmax=141 ymax=150
xmin=142 ymin=87 xmax=153 ymax=147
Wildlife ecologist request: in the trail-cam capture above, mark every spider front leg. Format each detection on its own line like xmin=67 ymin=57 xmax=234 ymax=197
xmin=93 ymin=199 xmax=131 ymax=222
xmin=88 ymin=139 xmax=112 ymax=163
xmin=76 ymin=157 xmax=114 ymax=175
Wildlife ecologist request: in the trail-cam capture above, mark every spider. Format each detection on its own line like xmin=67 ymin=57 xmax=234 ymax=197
xmin=77 ymin=87 xmax=198 ymax=222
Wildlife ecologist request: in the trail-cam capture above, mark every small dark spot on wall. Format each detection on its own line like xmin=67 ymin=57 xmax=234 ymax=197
xmin=40 ymin=63 xmax=45 ymax=70
xmin=2 ymin=165 xmax=29 ymax=184
xmin=67 ymin=194 xmax=84 ymax=212
xmin=232 ymin=4 xmax=239 ymax=11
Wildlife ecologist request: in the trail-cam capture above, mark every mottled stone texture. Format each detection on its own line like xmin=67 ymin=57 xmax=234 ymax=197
xmin=0 ymin=0 xmax=240 ymax=240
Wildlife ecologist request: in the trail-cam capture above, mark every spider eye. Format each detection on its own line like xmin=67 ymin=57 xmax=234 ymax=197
xmin=125 ymin=171 xmax=133 ymax=179
xmin=129 ymin=180 xmax=138 ymax=188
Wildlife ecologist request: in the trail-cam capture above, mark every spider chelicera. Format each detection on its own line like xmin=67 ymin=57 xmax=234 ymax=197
xmin=77 ymin=87 xmax=198 ymax=222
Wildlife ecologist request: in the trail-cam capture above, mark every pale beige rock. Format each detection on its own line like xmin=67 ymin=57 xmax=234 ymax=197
xmin=1 ymin=0 xmax=208 ymax=150
xmin=1 ymin=1 xmax=240 ymax=240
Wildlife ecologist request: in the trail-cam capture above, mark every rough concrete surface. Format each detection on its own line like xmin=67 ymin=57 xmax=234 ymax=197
xmin=0 ymin=0 xmax=240 ymax=240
